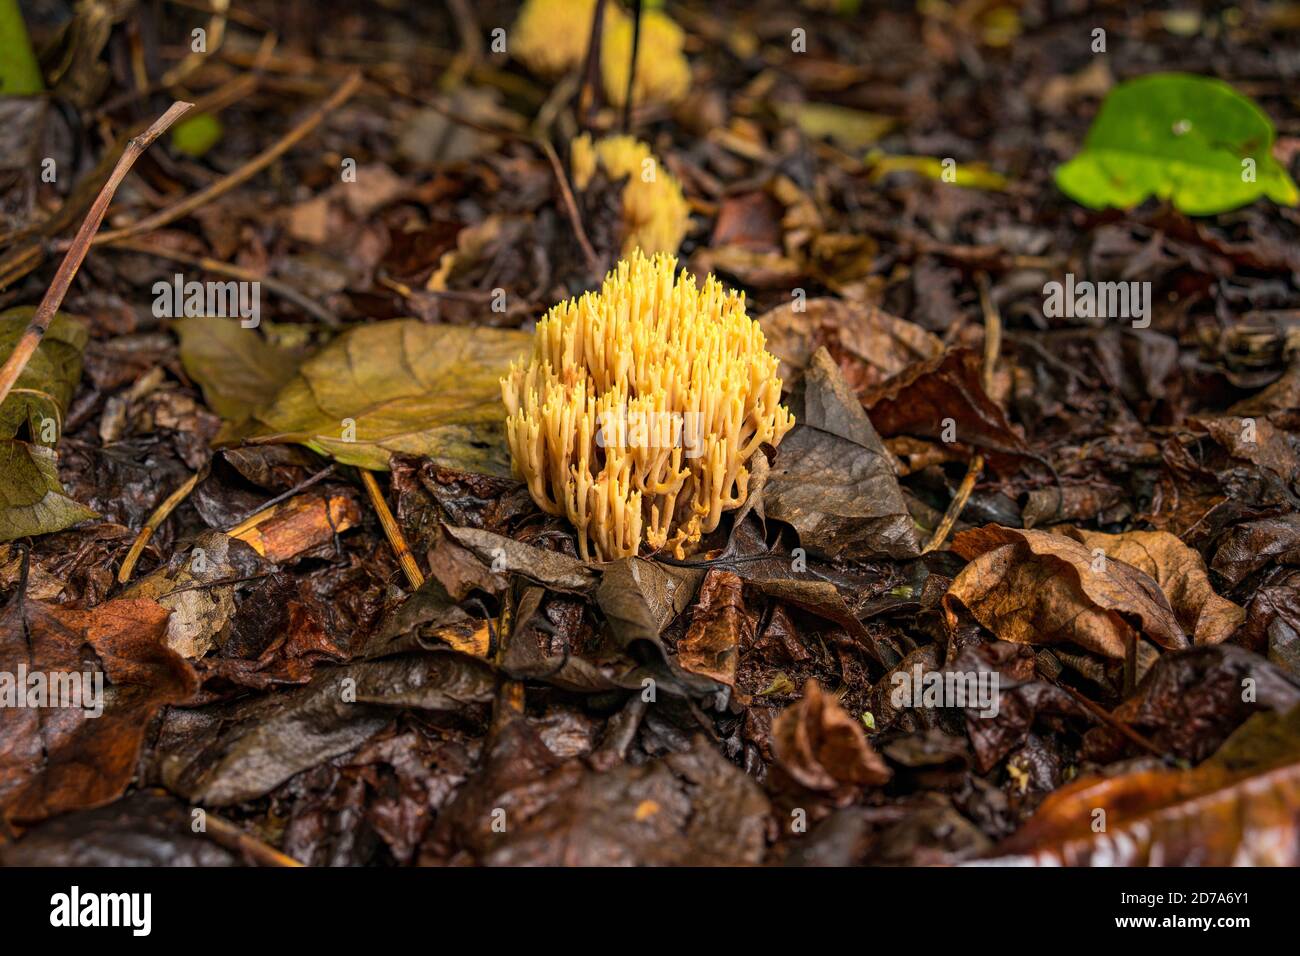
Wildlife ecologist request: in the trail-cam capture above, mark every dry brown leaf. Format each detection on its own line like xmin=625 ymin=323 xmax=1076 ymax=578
xmin=985 ymin=705 xmax=1300 ymax=865
xmin=0 ymin=595 xmax=197 ymax=828
xmin=944 ymin=525 xmax=1187 ymax=658
xmin=678 ymin=569 xmax=751 ymax=686
xmin=757 ymin=297 xmax=942 ymax=396
xmin=1060 ymin=527 xmax=1245 ymax=645
xmin=771 ymin=679 xmax=891 ymax=802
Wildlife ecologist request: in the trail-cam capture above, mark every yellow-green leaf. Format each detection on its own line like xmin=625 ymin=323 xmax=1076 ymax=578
xmin=0 ymin=307 xmax=87 ymax=445
xmin=777 ymin=102 xmax=895 ymax=151
xmin=175 ymin=317 xmax=301 ymax=430
xmin=246 ymin=319 xmax=531 ymax=474
xmin=0 ymin=441 xmax=96 ymax=542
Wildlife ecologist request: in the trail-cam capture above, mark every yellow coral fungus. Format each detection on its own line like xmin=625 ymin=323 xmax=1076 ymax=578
xmin=601 ymin=9 xmax=691 ymax=107
xmin=501 ymin=251 xmax=794 ymax=562
xmin=512 ymin=0 xmax=625 ymax=77
xmin=571 ymin=134 xmax=691 ymax=257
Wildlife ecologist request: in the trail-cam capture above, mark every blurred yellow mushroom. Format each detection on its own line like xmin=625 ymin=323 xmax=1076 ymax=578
xmin=601 ymin=8 xmax=691 ymax=108
xmin=571 ymin=133 xmax=691 ymax=256
xmin=502 ymin=251 xmax=794 ymax=561
xmin=512 ymin=0 xmax=626 ymax=77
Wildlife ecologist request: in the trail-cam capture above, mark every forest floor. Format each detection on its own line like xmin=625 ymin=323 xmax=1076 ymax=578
xmin=1 ymin=0 xmax=1299 ymax=866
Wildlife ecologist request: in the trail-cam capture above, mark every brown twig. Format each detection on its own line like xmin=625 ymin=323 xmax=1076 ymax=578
xmin=576 ymin=0 xmax=609 ymax=127
xmin=162 ymin=0 xmax=230 ymax=86
xmin=921 ymin=453 xmax=984 ymax=554
xmin=118 ymin=469 xmax=204 ymax=584
xmin=540 ymin=138 xmax=601 ymax=277
xmin=976 ymin=271 xmax=1000 ymax=396
xmin=200 ymin=810 xmax=303 ymax=867
xmin=1049 ymin=676 xmax=1169 ymax=761
xmin=0 ymin=101 xmax=193 ymax=409
xmin=921 ymin=271 xmax=1002 ymax=554
xmin=226 ymin=463 xmax=337 ymax=528
xmin=113 ymin=238 xmax=340 ymax=327
xmin=82 ymin=71 xmax=363 ymax=249
xmin=359 ymin=470 xmax=424 ymax=589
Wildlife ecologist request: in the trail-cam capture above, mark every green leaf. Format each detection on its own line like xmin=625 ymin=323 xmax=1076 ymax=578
xmin=1056 ymin=73 xmax=1299 ymax=216
xmin=170 ymin=112 xmax=224 ymax=158
xmin=0 ymin=307 xmax=88 ymax=445
xmin=175 ymin=317 xmax=301 ymax=429
xmin=0 ymin=308 xmax=95 ymax=541
xmin=0 ymin=0 xmax=44 ymax=94
xmin=247 ymin=319 xmax=531 ymax=474
xmin=0 ymin=441 xmax=97 ymax=542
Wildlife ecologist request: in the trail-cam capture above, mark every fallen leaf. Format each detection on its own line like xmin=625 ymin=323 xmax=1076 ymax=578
xmin=154 ymin=653 xmax=494 ymax=806
xmin=863 ymin=347 xmax=1029 ymax=468
xmin=757 ymin=297 xmax=942 ymax=394
xmin=0 ymin=790 xmax=239 ymax=866
xmin=678 ymin=569 xmax=751 ymax=686
xmin=777 ymin=101 xmax=895 ymax=150
xmin=1212 ymin=514 xmax=1300 ymax=586
xmin=0 ymin=308 xmax=96 ymax=541
xmin=175 ymin=317 xmax=302 ymax=433
xmin=0 ymin=441 xmax=97 ymax=542
xmin=246 ymin=319 xmax=531 ymax=474
xmin=771 ymin=679 xmax=892 ymax=802
xmin=433 ymin=725 xmax=769 ymax=865
xmin=124 ymin=531 xmax=266 ymax=659
xmin=945 ymin=525 xmax=1187 ymax=658
xmin=1088 ymin=645 xmax=1300 ymax=763
xmin=0 ymin=307 xmax=87 ymax=443
xmin=985 ymin=704 xmax=1300 ymax=865
xmin=1060 ymin=527 xmax=1245 ymax=645
xmin=0 ymin=594 xmax=197 ymax=827
xmin=765 ymin=348 xmax=920 ymax=560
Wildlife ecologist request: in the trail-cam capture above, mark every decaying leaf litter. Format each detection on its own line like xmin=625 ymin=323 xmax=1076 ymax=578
xmin=1 ymin=0 xmax=1300 ymax=867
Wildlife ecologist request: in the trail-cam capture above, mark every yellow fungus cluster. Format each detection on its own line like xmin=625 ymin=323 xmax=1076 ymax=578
xmin=501 ymin=252 xmax=794 ymax=561
xmin=571 ymin=134 xmax=691 ymax=257
xmin=601 ymin=10 xmax=691 ymax=108
xmin=511 ymin=0 xmax=613 ymax=77
xmin=511 ymin=1 xmax=690 ymax=108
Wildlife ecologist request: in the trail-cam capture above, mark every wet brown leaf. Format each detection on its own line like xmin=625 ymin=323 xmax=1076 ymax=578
xmin=1060 ymin=527 xmax=1245 ymax=645
xmin=0 ymin=594 xmax=198 ymax=827
xmin=678 ymin=569 xmax=751 ymax=686
xmin=945 ymin=525 xmax=1187 ymax=658
xmin=987 ymin=705 xmax=1300 ymax=865
xmin=771 ymin=679 xmax=892 ymax=802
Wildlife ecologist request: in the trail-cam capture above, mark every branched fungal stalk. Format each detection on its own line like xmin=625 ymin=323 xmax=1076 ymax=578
xmin=502 ymin=252 xmax=794 ymax=561
xmin=571 ymin=134 xmax=691 ymax=256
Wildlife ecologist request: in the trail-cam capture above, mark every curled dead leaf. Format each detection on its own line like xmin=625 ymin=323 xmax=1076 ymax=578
xmin=772 ymin=679 xmax=892 ymax=802
xmin=944 ymin=525 xmax=1187 ymax=658
xmin=1060 ymin=527 xmax=1244 ymax=645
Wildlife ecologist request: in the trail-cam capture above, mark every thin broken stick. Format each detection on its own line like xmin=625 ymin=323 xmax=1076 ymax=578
xmin=118 ymin=469 xmax=204 ymax=584
xmin=922 ymin=271 xmax=1001 ymax=554
xmin=360 ymin=470 xmax=425 ymax=590
xmin=84 ymin=70 xmax=364 ymax=249
xmin=0 ymin=101 xmax=193 ymax=410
